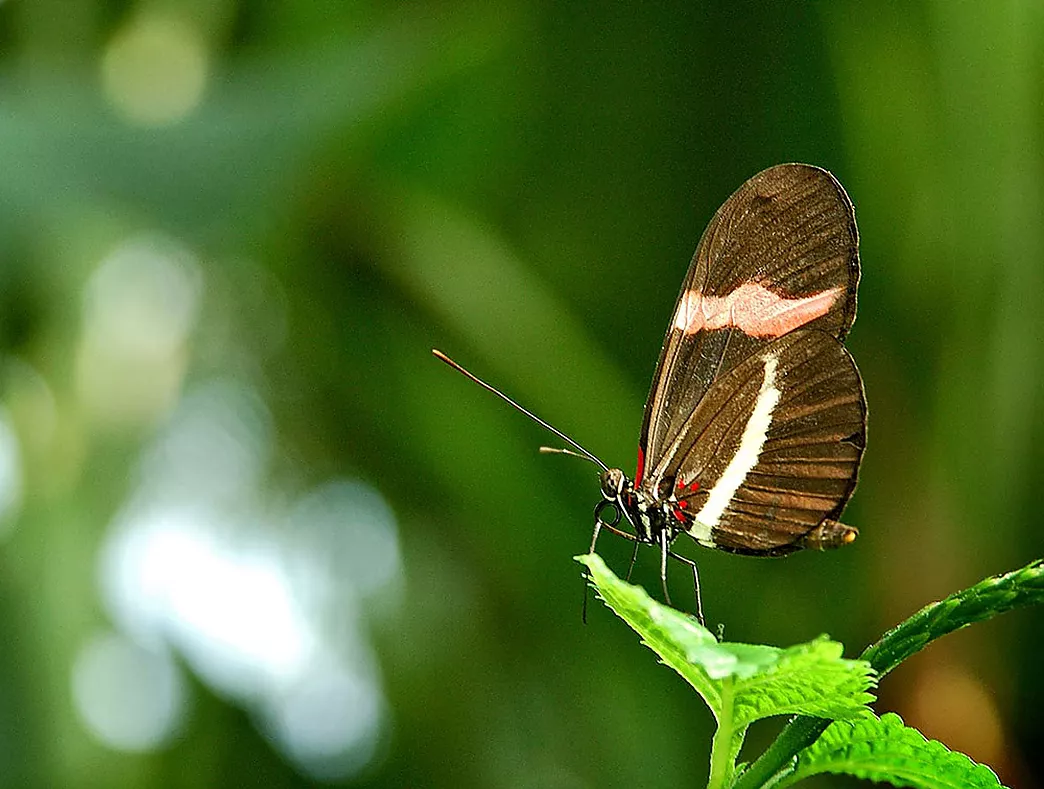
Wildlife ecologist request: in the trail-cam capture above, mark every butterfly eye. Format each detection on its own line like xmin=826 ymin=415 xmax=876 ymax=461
xmin=599 ymin=468 xmax=627 ymax=500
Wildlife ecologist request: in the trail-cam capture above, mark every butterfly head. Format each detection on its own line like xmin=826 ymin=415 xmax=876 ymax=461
xmin=599 ymin=468 xmax=629 ymax=501
xmin=599 ymin=468 xmax=660 ymax=543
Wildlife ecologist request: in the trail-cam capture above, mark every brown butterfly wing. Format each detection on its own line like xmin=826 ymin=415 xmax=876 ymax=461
xmin=656 ymin=330 xmax=865 ymax=554
xmin=638 ymin=164 xmax=859 ymax=491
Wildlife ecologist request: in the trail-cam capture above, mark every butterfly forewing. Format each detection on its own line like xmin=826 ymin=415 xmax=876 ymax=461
xmin=639 ymin=164 xmax=859 ymax=489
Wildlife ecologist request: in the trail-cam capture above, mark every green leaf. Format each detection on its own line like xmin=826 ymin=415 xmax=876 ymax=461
xmin=735 ymin=558 xmax=1044 ymax=789
xmin=776 ymin=712 xmax=1007 ymax=789
xmin=578 ymin=553 xmax=875 ymax=727
xmin=863 ymin=559 xmax=1044 ymax=678
xmin=579 ymin=554 xmax=876 ymax=789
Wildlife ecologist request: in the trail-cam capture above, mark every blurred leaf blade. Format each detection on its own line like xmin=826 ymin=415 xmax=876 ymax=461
xmin=0 ymin=6 xmax=518 ymax=228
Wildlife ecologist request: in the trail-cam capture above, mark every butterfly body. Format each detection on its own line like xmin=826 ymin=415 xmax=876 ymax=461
xmin=598 ymin=466 xmax=677 ymax=545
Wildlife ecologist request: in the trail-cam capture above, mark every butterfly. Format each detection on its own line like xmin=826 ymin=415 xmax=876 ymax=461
xmin=434 ymin=163 xmax=866 ymax=623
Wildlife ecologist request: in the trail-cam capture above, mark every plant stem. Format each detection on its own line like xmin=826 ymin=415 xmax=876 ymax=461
xmin=707 ymin=676 xmax=735 ymax=789
xmin=731 ymin=716 xmax=827 ymax=789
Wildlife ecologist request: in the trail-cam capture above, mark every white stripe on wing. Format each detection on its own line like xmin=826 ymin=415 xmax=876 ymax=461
xmin=688 ymin=354 xmax=780 ymax=543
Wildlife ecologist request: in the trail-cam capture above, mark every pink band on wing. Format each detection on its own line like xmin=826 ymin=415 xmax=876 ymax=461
xmin=672 ymin=283 xmax=842 ymax=339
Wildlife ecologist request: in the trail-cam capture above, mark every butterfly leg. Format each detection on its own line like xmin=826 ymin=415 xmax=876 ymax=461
xmin=587 ymin=511 xmax=604 ymax=554
xmin=666 ymin=548 xmax=705 ymax=626
xmin=625 ymin=539 xmax=641 ymax=582
xmin=591 ymin=499 xmax=641 ymax=544
xmin=610 ymin=495 xmax=644 ymax=581
xmin=659 ymin=529 xmax=673 ymax=607
xmin=591 ymin=498 xmax=634 ymax=550
xmin=585 ymin=500 xmax=625 ymax=622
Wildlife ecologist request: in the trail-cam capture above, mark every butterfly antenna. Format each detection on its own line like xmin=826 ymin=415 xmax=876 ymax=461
xmin=539 ymin=446 xmax=601 ymax=466
xmin=433 ymin=349 xmax=609 ymax=473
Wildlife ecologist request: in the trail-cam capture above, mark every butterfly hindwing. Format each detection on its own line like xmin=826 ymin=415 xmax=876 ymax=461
xmin=662 ymin=330 xmax=865 ymax=554
xmin=639 ymin=164 xmax=860 ymax=490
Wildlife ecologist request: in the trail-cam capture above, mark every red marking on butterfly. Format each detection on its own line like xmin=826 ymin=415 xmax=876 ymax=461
xmin=635 ymin=446 xmax=646 ymax=484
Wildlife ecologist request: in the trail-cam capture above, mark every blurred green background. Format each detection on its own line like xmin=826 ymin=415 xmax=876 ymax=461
xmin=0 ymin=1 xmax=1041 ymax=787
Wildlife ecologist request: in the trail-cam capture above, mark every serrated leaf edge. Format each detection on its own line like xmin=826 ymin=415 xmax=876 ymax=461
xmin=778 ymin=712 xmax=1008 ymax=789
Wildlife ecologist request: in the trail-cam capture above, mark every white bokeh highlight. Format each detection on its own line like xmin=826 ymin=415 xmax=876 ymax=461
xmin=76 ymin=234 xmax=202 ymax=429
xmin=92 ymin=377 xmax=401 ymax=779
xmin=71 ymin=632 xmax=186 ymax=752
xmin=0 ymin=407 xmax=24 ymax=534
xmin=101 ymin=12 xmax=209 ymax=127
